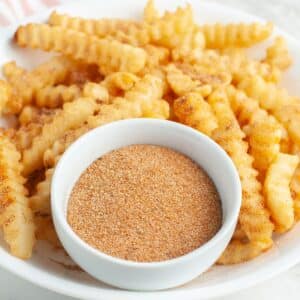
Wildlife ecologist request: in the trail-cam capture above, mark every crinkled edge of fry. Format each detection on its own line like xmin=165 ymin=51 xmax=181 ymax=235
xmin=0 ymin=133 xmax=35 ymax=258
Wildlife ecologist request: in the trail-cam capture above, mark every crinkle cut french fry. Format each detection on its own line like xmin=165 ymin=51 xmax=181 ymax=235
xmin=82 ymin=82 xmax=110 ymax=103
xmin=173 ymin=92 xmax=217 ymax=136
xmin=147 ymin=4 xmax=194 ymax=48
xmin=175 ymin=62 xmax=232 ymax=87
xmin=35 ymin=84 xmax=81 ymax=108
xmin=144 ymin=45 xmax=170 ymax=68
xmin=124 ymin=74 xmax=164 ymax=113
xmin=183 ymin=49 xmax=228 ymax=73
xmin=20 ymin=107 xmax=57 ymax=125
xmin=22 ymin=97 xmax=98 ymax=176
xmin=43 ymin=126 xmax=89 ymax=169
xmin=166 ymin=62 xmax=228 ymax=99
xmin=264 ymin=153 xmax=299 ymax=232
xmin=0 ymin=134 xmax=24 ymax=211
xmin=222 ymin=49 xmax=280 ymax=84
xmin=143 ymin=0 xmax=160 ymax=23
xmin=108 ymin=23 xmax=150 ymax=46
xmin=143 ymin=99 xmax=170 ymax=119
xmin=273 ymin=104 xmax=300 ymax=147
xmin=247 ymin=119 xmax=282 ymax=173
xmin=238 ymin=76 xmax=296 ymax=112
xmin=2 ymin=62 xmax=25 ymax=114
xmin=291 ymin=145 xmax=300 ymax=220
xmin=209 ymin=89 xmax=273 ymax=247
xmin=49 ymin=11 xmax=138 ymax=36
xmin=291 ymin=168 xmax=300 ymax=221
xmin=18 ymin=106 xmax=40 ymax=125
xmin=0 ymin=134 xmax=35 ymax=259
xmin=226 ymin=85 xmax=269 ymax=126
xmin=88 ymin=75 xmax=165 ymax=128
xmin=50 ymin=4 xmax=193 ymax=49
xmin=3 ymin=57 xmax=74 ymax=113
xmin=1 ymin=203 xmax=35 ymax=259
xmin=166 ymin=65 xmax=212 ymax=97
xmin=217 ymin=240 xmax=266 ymax=264
xmin=30 ymin=168 xmax=53 ymax=215
xmin=226 ymin=86 xmax=283 ymax=172
xmin=232 ymin=223 xmax=247 ymax=241
xmin=264 ymin=37 xmax=292 ymax=70
xmin=15 ymin=24 xmax=147 ymax=75
xmin=14 ymin=111 xmax=57 ymax=151
xmin=50 ymin=11 xmax=149 ymax=47
xmin=100 ymin=72 xmax=139 ymax=97
xmin=171 ymin=29 xmax=205 ymax=62
xmin=200 ymin=22 xmax=273 ymax=48
xmin=35 ymin=79 xmax=111 ymax=108
xmin=87 ymin=97 xmax=143 ymax=128
xmin=0 ymin=80 xmax=11 ymax=115
xmin=14 ymin=123 xmax=42 ymax=151
xmin=14 ymin=108 xmax=58 ymax=151
xmin=185 ymin=48 xmax=279 ymax=84
xmin=34 ymin=215 xmax=61 ymax=247
xmin=166 ymin=64 xmax=199 ymax=96
xmin=280 ymin=129 xmax=293 ymax=154
xmin=2 ymin=61 xmax=25 ymax=81
xmin=140 ymin=66 xmax=170 ymax=95
xmin=63 ymin=62 xmax=102 ymax=85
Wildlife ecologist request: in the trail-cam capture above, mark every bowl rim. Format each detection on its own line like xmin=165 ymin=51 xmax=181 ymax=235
xmin=51 ymin=118 xmax=242 ymax=268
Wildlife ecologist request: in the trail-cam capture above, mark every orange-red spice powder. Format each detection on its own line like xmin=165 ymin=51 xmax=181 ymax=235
xmin=67 ymin=144 xmax=222 ymax=262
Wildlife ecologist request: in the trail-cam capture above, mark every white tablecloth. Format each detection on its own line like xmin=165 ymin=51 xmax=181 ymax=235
xmin=1 ymin=0 xmax=300 ymax=299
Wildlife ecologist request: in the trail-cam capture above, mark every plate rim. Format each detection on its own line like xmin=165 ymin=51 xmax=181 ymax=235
xmin=1 ymin=0 xmax=300 ymax=299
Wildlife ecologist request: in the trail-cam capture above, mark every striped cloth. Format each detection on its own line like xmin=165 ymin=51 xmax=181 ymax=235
xmin=0 ymin=0 xmax=65 ymax=26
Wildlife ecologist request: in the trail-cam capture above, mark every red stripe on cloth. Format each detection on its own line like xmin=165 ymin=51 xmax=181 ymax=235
xmin=20 ymin=0 xmax=34 ymax=16
xmin=0 ymin=13 xmax=10 ymax=26
xmin=42 ymin=0 xmax=60 ymax=6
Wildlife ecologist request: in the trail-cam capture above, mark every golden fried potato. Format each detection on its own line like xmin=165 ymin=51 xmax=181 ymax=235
xmin=43 ymin=126 xmax=89 ymax=169
xmin=0 ymin=134 xmax=35 ymax=259
xmin=238 ymin=75 xmax=296 ymax=112
xmin=22 ymin=97 xmax=98 ymax=175
xmin=0 ymin=80 xmax=11 ymax=115
xmin=264 ymin=153 xmax=299 ymax=232
xmin=143 ymin=0 xmax=160 ymax=23
xmin=217 ymin=240 xmax=268 ymax=265
xmin=101 ymin=72 xmax=139 ymax=97
xmin=200 ymin=22 xmax=273 ymax=49
xmin=173 ymin=92 xmax=217 ymax=136
xmin=3 ymin=57 xmax=74 ymax=113
xmin=88 ymin=75 xmax=165 ymax=128
xmin=35 ymin=84 xmax=81 ymax=108
xmin=15 ymin=24 xmax=147 ymax=75
xmin=147 ymin=4 xmax=194 ymax=48
xmin=264 ymin=37 xmax=292 ymax=70
xmin=273 ymin=103 xmax=300 ymax=147
xmin=248 ymin=118 xmax=282 ymax=173
xmin=209 ymin=89 xmax=273 ymax=247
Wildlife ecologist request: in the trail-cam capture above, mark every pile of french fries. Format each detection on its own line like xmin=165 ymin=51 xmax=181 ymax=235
xmin=0 ymin=0 xmax=300 ymax=265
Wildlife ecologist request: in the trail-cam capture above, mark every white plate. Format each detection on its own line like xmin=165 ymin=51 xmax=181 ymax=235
xmin=1 ymin=0 xmax=300 ymax=299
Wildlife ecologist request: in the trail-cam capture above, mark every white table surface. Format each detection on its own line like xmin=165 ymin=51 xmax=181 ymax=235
xmin=1 ymin=0 xmax=300 ymax=299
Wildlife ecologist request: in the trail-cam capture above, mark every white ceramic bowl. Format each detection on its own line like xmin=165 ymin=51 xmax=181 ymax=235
xmin=51 ymin=119 xmax=241 ymax=291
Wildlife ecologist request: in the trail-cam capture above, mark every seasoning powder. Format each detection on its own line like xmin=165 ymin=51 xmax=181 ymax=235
xmin=67 ymin=144 xmax=222 ymax=262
